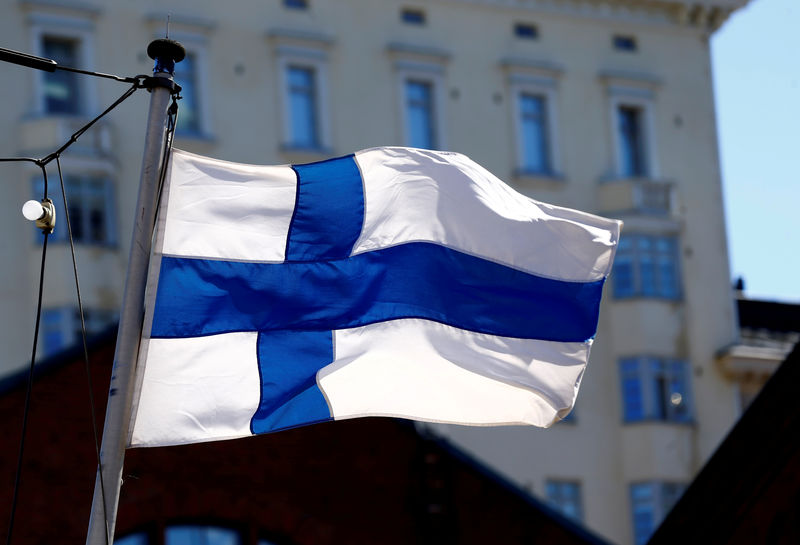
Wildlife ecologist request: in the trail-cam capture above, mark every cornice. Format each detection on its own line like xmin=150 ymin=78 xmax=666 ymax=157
xmin=436 ymin=0 xmax=749 ymax=33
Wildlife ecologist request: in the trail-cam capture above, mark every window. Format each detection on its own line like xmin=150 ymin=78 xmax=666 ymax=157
xmin=286 ymin=65 xmax=320 ymax=148
xmin=630 ymin=482 xmax=686 ymax=545
xmin=401 ymin=8 xmax=426 ymax=25
xmin=174 ymin=51 xmax=202 ymax=134
xmin=613 ymin=35 xmax=638 ymax=52
xmin=283 ymin=0 xmax=308 ymax=9
xmin=504 ymin=60 xmax=561 ymax=178
xmin=33 ymin=174 xmax=116 ymax=245
xmin=39 ymin=307 xmax=116 ymax=356
xmin=518 ymin=93 xmax=551 ymax=174
xmin=271 ymin=30 xmax=332 ymax=153
xmin=41 ymin=36 xmax=82 ymax=114
xmin=613 ymin=234 xmax=680 ymax=299
xmin=119 ymin=526 xmax=243 ymax=545
xmin=115 ymin=534 xmax=148 ymax=545
xmin=619 ymin=357 xmax=693 ymax=423
xmin=405 ymin=79 xmax=437 ymax=149
xmin=514 ymin=23 xmax=539 ymax=39
xmin=166 ymin=526 xmax=241 ymax=545
xmin=545 ymin=480 xmax=583 ymax=522
xmin=617 ymin=105 xmax=648 ymax=177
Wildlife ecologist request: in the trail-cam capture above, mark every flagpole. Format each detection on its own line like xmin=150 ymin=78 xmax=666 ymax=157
xmin=85 ymin=38 xmax=184 ymax=545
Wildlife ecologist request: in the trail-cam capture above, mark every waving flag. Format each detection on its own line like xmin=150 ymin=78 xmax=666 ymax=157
xmin=128 ymin=147 xmax=621 ymax=448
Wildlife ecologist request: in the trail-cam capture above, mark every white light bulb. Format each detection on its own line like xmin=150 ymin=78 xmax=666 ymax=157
xmin=22 ymin=200 xmax=44 ymax=221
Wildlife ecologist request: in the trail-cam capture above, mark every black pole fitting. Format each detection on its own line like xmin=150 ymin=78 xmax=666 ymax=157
xmin=147 ymin=38 xmax=186 ymax=75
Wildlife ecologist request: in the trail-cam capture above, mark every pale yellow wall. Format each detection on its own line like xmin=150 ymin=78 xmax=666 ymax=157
xmin=0 ymin=1 xmax=746 ymax=544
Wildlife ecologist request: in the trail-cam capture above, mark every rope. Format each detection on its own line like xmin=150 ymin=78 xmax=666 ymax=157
xmin=0 ymin=76 xmax=148 ymax=545
xmin=55 ymin=156 xmax=111 ymax=545
xmin=4 ymin=164 xmax=50 ymax=545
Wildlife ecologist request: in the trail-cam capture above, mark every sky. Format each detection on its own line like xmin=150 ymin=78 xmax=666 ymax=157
xmin=711 ymin=0 xmax=800 ymax=302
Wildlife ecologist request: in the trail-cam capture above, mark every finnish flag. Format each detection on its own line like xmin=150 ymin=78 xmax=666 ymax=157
xmin=128 ymin=147 xmax=621 ymax=447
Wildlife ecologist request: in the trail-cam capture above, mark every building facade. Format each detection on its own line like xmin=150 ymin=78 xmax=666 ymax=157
xmin=0 ymin=1 xmax=749 ymax=544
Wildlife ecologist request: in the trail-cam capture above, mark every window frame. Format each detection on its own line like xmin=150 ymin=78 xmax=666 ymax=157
xmin=619 ymin=356 xmax=694 ymax=424
xmin=395 ymin=64 xmax=446 ymax=150
xmin=504 ymin=60 xmax=562 ymax=179
xmin=610 ymin=93 xmax=657 ymax=179
xmin=275 ymin=43 xmax=332 ymax=152
xmin=28 ymin=12 xmax=97 ymax=117
xmin=630 ymin=482 xmax=686 ymax=545
xmin=39 ymin=306 xmax=116 ymax=357
xmin=612 ymin=233 xmax=681 ymax=300
xmin=545 ymin=479 xmax=584 ymax=522
xmin=32 ymin=172 xmax=117 ymax=247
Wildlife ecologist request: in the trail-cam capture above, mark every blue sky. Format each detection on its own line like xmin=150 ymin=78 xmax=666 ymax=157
xmin=711 ymin=0 xmax=800 ymax=302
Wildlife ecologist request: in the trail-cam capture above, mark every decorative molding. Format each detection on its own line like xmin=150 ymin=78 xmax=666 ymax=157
xmin=434 ymin=0 xmax=744 ymax=32
xmin=18 ymin=0 xmax=102 ymax=18
xmin=386 ymin=42 xmax=452 ymax=64
xmin=144 ymin=12 xmax=217 ymax=33
xmin=267 ymin=28 xmax=336 ymax=48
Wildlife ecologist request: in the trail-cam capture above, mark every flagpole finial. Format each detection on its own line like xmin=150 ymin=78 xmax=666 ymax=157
xmin=147 ymin=38 xmax=185 ymax=75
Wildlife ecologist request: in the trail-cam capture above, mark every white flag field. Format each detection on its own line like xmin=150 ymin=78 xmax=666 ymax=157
xmin=128 ymin=147 xmax=621 ymax=448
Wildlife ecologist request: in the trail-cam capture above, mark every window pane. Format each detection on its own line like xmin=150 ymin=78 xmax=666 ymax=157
xmin=405 ymin=80 xmax=436 ymax=149
xmin=520 ymin=94 xmax=549 ymax=173
xmin=41 ymin=309 xmax=66 ymax=357
xmin=620 ymin=359 xmax=644 ymax=421
xmin=166 ymin=526 xmax=241 ymax=545
xmin=116 ymin=534 xmax=149 ymax=545
xmin=630 ymin=483 xmax=656 ymax=545
xmin=288 ymin=66 xmax=319 ymax=148
xmin=175 ymin=52 xmax=201 ymax=134
xmin=42 ymin=36 xmax=81 ymax=114
xmin=612 ymin=256 xmax=635 ymax=297
xmin=546 ymin=481 xmax=583 ymax=522
xmin=617 ymin=106 xmax=646 ymax=177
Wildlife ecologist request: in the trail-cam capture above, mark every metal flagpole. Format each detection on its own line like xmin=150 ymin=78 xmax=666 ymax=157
xmin=85 ymin=38 xmax=185 ymax=545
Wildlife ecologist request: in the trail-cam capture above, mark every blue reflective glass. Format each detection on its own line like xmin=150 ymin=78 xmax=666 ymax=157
xmin=405 ymin=80 xmax=435 ymax=149
xmin=401 ymin=9 xmax=425 ymax=25
xmin=618 ymin=106 xmax=646 ymax=177
xmin=520 ymin=94 xmax=549 ymax=173
xmin=514 ymin=23 xmax=538 ymax=39
xmin=288 ymin=66 xmax=319 ymax=147
xmin=166 ymin=526 xmax=240 ymax=545
xmin=630 ymin=484 xmax=655 ymax=545
xmin=175 ymin=52 xmax=200 ymax=134
xmin=116 ymin=534 xmax=149 ymax=545
xmin=620 ymin=359 xmax=644 ymax=421
xmin=612 ymin=256 xmax=635 ymax=297
xmin=42 ymin=36 xmax=81 ymax=114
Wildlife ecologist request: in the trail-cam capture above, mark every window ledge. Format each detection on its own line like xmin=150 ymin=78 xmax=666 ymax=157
xmin=622 ymin=419 xmax=696 ymax=427
xmin=174 ymin=130 xmax=216 ymax=143
xmin=613 ymin=294 xmax=683 ymax=303
xmin=279 ymin=143 xmax=334 ymax=162
xmin=512 ymin=170 xmax=566 ymax=187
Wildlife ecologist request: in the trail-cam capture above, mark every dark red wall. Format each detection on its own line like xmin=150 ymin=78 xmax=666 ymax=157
xmin=0 ymin=333 xmax=603 ymax=545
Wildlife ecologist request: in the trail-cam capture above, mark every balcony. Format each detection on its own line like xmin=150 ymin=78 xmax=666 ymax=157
xmin=18 ymin=115 xmax=113 ymax=158
xmin=596 ymin=177 xmax=676 ymax=217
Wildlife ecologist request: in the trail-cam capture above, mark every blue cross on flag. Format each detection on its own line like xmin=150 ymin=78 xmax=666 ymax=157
xmin=128 ymin=147 xmax=621 ymax=448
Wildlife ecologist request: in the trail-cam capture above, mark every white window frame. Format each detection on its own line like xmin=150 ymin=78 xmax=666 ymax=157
xmin=28 ymin=11 xmax=98 ymax=117
xmin=602 ymin=73 xmax=661 ymax=180
xmin=502 ymin=59 xmax=562 ymax=179
xmin=510 ymin=77 xmax=560 ymax=177
xmin=389 ymin=44 xmax=449 ymax=150
xmin=272 ymin=35 xmax=332 ymax=152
